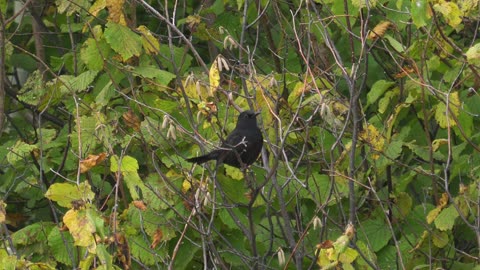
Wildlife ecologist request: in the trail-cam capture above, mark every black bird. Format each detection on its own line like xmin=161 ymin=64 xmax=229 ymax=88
xmin=186 ymin=110 xmax=263 ymax=168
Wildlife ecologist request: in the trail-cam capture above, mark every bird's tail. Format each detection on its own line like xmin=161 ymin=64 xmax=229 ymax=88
xmin=185 ymin=152 xmax=217 ymax=164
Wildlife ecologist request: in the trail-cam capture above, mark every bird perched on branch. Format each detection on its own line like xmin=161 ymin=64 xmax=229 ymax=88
xmin=186 ymin=110 xmax=263 ymax=168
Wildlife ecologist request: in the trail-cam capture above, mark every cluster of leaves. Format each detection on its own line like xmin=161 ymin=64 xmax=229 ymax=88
xmin=1 ymin=0 xmax=480 ymax=269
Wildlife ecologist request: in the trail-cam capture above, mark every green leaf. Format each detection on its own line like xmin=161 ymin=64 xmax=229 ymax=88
xmin=358 ymin=218 xmax=392 ymax=252
xmin=172 ymin=236 xmax=200 ymax=269
xmin=434 ymin=205 xmax=459 ymax=231
xmin=110 ymin=155 xmax=145 ymax=200
xmin=56 ymin=0 xmax=91 ymax=15
xmin=36 ymin=128 xmax=57 ymax=148
xmin=48 ymin=227 xmax=76 ymax=266
xmin=129 ymin=234 xmax=165 ymax=265
xmin=384 ymin=34 xmax=405 ymax=52
xmin=71 ymin=116 xmax=98 ymax=154
xmin=385 ymin=140 xmax=403 ymax=160
xmin=81 ymin=37 xmax=111 ymax=71
xmin=378 ymin=88 xmax=399 ymax=114
xmin=96 ymin=244 xmax=114 ymax=269
xmin=432 ymin=230 xmax=449 ymax=248
xmin=95 ymin=81 xmax=115 ymax=107
xmin=104 ymin=22 xmax=142 ymax=61
xmin=352 ymin=0 xmax=377 ymax=8
xmin=142 ymin=175 xmax=175 ymax=210
xmin=367 ymin=80 xmax=395 ymax=106
xmin=153 ymin=99 xmax=180 ymax=114
xmin=45 ymin=182 xmax=95 ymax=208
xmin=133 ymin=65 xmax=176 ymax=86
xmin=87 ymin=208 xmax=106 ymax=238
xmin=12 ymin=222 xmax=54 ymax=245
xmin=219 ymin=208 xmax=248 ymax=230
xmin=17 ymin=70 xmax=45 ymax=106
xmin=456 ymin=104 xmax=473 ymax=137
xmin=393 ymin=192 xmax=412 ymax=218
xmin=158 ymin=44 xmax=193 ymax=73
xmin=411 ymin=0 xmax=430 ymax=28
xmin=61 ymin=70 xmax=99 ymax=93
xmin=355 ymin=241 xmax=377 ymax=268
xmin=110 ymin=155 xmax=139 ymax=172
xmin=10 ymin=53 xmax=37 ymax=72
xmin=7 ymin=140 xmax=38 ymax=165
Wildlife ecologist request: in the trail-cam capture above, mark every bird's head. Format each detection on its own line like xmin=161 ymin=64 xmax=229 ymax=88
xmin=236 ymin=110 xmax=261 ymax=128
xmin=239 ymin=110 xmax=261 ymax=120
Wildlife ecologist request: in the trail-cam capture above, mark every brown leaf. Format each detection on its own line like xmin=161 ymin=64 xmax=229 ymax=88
xmin=132 ymin=200 xmax=147 ymax=211
xmin=150 ymin=229 xmax=163 ymax=249
xmin=394 ymin=66 xmax=415 ymax=79
xmin=5 ymin=213 xmax=27 ymax=228
xmin=316 ymin=240 xmax=334 ymax=249
xmin=80 ymin=152 xmax=107 ymax=173
xmin=122 ymin=110 xmax=141 ymax=131
xmin=115 ymin=233 xmax=131 ymax=269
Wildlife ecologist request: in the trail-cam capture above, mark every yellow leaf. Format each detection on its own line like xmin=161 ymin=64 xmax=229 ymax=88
xmin=0 ymin=201 xmax=5 ymax=224
xmin=110 ymin=155 xmax=139 ymax=172
xmin=359 ymin=124 xmax=385 ymax=159
xmin=225 ymin=165 xmax=244 ymax=180
xmin=338 ymin=247 xmax=359 ymax=264
xmin=186 ymin=15 xmax=201 ymax=27
xmin=461 ymin=0 xmax=480 ymax=15
xmin=466 ymin=43 xmax=480 ymax=63
xmin=438 ymin=192 xmax=449 ymax=207
xmin=182 ymin=180 xmax=192 ymax=193
xmin=45 ymin=182 xmax=95 ymax=208
xmin=287 ymin=82 xmax=307 ymax=105
xmin=63 ymin=209 xmax=97 ymax=253
xmin=89 ymin=0 xmax=106 ymax=17
xmin=137 ymin=25 xmax=160 ymax=55
xmin=209 ymin=59 xmax=220 ymax=96
xmin=426 ymin=207 xmax=441 ymax=224
xmin=448 ymin=91 xmax=460 ymax=117
xmin=106 ymin=0 xmax=127 ymax=25
xmin=432 ymin=139 xmax=448 ymax=152
xmin=412 ymin=230 xmax=429 ymax=251
xmin=333 ymin=234 xmax=350 ymax=255
xmin=315 ymin=247 xmax=332 ymax=267
xmin=368 ymin=21 xmax=392 ymax=40
xmin=433 ymin=1 xmax=462 ymax=28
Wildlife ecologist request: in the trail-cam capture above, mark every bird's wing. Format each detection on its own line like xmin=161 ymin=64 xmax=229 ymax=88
xmin=222 ymin=132 xmax=249 ymax=150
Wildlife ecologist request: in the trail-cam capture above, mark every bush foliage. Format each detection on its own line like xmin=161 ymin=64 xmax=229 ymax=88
xmin=1 ymin=0 xmax=480 ymax=269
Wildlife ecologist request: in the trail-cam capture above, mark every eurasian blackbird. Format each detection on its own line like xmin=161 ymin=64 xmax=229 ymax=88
xmin=186 ymin=110 xmax=263 ymax=168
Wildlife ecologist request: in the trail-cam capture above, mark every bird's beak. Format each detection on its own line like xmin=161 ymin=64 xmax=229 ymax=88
xmin=255 ymin=111 xmax=261 ymax=117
